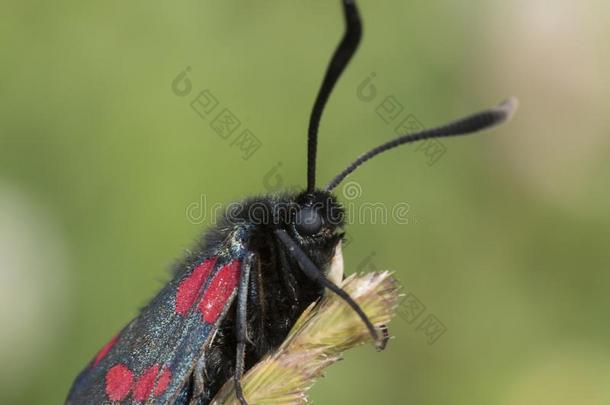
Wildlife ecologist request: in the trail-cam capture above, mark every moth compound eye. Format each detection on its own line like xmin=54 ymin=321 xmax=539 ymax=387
xmin=295 ymin=207 xmax=323 ymax=236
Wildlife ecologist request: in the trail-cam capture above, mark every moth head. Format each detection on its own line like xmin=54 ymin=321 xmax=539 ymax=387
xmin=292 ymin=189 xmax=344 ymax=240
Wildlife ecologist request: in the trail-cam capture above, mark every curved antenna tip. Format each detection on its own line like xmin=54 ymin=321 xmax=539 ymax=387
xmin=497 ymin=97 xmax=519 ymax=123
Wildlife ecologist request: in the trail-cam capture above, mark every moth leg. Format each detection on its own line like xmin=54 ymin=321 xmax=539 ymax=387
xmin=276 ymin=239 xmax=298 ymax=303
xmin=275 ymin=229 xmax=382 ymax=348
xmin=189 ymin=354 xmax=207 ymax=404
xmin=378 ymin=324 xmax=390 ymax=351
xmin=234 ymin=254 xmax=253 ymax=405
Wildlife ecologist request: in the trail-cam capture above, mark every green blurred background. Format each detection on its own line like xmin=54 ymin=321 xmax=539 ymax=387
xmin=2 ymin=1 xmax=610 ymax=404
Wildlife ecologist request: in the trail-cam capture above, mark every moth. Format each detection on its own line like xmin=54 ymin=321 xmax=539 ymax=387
xmin=66 ymin=1 xmax=516 ymax=404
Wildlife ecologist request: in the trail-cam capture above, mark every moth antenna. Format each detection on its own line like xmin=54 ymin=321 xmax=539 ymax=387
xmin=274 ymin=229 xmax=382 ymax=348
xmin=325 ymin=97 xmax=518 ymax=191
xmin=307 ymin=0 xmax=362 ymax=193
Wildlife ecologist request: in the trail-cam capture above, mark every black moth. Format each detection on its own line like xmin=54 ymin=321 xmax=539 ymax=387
xmin=67 ymin=1 xmax=516 ymax=404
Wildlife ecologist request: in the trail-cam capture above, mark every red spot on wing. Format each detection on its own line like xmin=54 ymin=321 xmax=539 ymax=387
xmin=92 ymin=334 xmax=118 ymax=367
xmin=198 ymin=260 xmax=241 ymax=323
xmin=105 ymin=364 xmax=134 ymax=401
xmin=154 ymin=367 xmax=172 ymax=396
xmin=175 ymin=258 xmax=217 ymax=315
xmin=133 ymin=364 xmax=160 ymax=401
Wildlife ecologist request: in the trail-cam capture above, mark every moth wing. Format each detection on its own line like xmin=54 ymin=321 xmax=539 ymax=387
xmin=66 ymin=249 xmax=247 ymax=404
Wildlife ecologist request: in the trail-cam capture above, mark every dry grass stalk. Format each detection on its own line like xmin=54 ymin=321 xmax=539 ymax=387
xmin=211 ymin=271 xmax=399 ymax=405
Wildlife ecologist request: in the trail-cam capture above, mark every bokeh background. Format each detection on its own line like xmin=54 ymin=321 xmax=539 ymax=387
xmin=2 ymin=1 xmax=610 ymax=404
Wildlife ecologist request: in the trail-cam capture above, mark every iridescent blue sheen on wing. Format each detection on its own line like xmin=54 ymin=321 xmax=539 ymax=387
xmin=66 ymin=228 xmax=250 ymax=404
